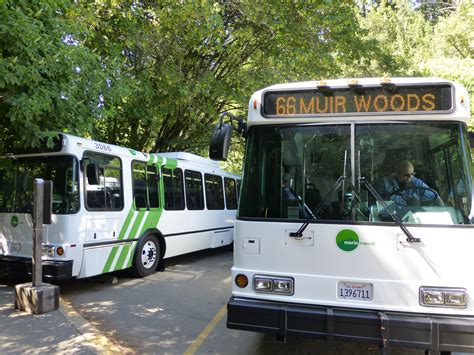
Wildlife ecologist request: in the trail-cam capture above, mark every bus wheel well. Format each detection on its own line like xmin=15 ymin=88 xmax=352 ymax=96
xmin=142 ymin=229 xmax=166 ymax=272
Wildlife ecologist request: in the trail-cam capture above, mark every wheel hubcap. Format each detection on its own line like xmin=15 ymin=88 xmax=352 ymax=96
xmin=141 ymin=240 xmax=157 ymax=269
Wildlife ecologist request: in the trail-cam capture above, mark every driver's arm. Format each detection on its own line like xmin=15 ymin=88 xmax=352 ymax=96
xmin=418 ymin=179 xmax=443 ymax=205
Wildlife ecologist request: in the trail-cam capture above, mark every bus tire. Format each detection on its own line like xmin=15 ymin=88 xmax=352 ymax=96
xmin=132 ymin=234 xmax=160 ymax=277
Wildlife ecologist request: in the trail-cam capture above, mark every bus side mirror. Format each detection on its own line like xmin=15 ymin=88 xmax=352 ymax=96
xmin=86 ymin=163 xmax=100 ymax=185
xmin=469 ymin=131 xmax=474 ymax=148
xmin=209 ymin=123 xmax=233 ymax=161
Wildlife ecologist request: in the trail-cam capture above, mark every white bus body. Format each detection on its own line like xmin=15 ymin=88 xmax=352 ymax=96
xmin=0 ymin=134 xmax=240 ymax=280
xmin=227 ymin=78 xmax=474 ymax=352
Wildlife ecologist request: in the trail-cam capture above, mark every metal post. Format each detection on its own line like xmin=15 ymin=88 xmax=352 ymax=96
xmin=32 ymin=178 xmax=44 ymax=286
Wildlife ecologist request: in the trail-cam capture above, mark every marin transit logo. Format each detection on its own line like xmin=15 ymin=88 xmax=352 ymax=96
xmin=10 ymin=215 xmax=19 ymax=227
xmin=336 ymin=229 xmax=360 ymax=251
xmin=336 ymin=229 xmax=375 ymax=251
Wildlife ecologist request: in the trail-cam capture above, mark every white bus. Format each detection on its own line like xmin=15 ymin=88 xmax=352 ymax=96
xmin=0 ymin=133 xmax=240 ymax=281
xmin=219 ymin=78 xmax=474 ymax=352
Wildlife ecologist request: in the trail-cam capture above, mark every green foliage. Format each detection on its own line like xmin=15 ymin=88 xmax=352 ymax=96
xmin=0 ymin=0 xmax=472 ymax=164
xmin=357 ymin=0 xmax=473 ymax=129
xmin=0 ymin=0 xmax=109 ymax=151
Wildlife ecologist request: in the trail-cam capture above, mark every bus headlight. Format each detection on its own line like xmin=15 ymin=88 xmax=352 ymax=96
xmin=42 ymin=245 xmax=55 ymax=257
xmin=420 ymin=287 xmax=467 ymax=308
xmin=254 ymin=277 xmax=273 ymax=291
xmin=445 ymin=290 xmax=467 ymax=306
xmin=253 ymin=275 xmax=294 ymax=295
xmin=42 ymin=245 xmax=66 ymax=257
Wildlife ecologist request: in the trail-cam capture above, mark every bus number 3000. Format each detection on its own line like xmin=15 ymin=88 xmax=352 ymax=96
xmin=94 ymin=143 xmax=112 ymax=152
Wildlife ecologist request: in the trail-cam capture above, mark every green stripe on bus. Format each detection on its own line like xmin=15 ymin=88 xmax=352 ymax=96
xmin=113 ymin=209 xmax=149 ymax=271
xmin=118 ymin=208 xmax=136 ymax=240
xmin=126 ymin=242 xmax=137 ymax=268
xmin=128 ymin=211 xmax=146 ymax=240
xmin=114 ymin=244 xmax=131 ymax=270
xmin=102 ymin=245 xmax=120 ymax=274
xmin=102 ymin=208 xmax=135 ymax=273
xmin=165 ymin=158 xmax=178 ymax=169
xmin=118 ymin=209 xmax=163 ymax=271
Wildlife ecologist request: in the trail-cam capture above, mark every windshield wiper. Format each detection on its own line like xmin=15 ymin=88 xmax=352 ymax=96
xmin=359 ymin=176 xmax=420 ymax=243
xmin=289 ymin=174 xmax=346 ymax=238
xmin=290 ymin=150 xmax=348 ymax=239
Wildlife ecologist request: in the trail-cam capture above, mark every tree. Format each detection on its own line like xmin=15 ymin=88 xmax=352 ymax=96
xmin=357 ymin=0 xmax=473 ymax=129
xmin=75 ymin=1 xmax=374 ymax=157
xmin=0 ymin=0 xmax=109 ymax=152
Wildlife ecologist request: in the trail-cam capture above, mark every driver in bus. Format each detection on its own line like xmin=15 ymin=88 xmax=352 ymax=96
xmin=377 ymin=160 xmax=442 ymax=206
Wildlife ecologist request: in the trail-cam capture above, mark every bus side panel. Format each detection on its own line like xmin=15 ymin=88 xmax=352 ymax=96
xmin=79 ymin=242 xmax=137 ymax=278
xmin=159 ymin=209 xmax=235 ymax=258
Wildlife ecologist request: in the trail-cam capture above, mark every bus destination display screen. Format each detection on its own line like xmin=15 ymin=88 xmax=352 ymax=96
xmin=262 ymin=84 xmax=453 ymax=117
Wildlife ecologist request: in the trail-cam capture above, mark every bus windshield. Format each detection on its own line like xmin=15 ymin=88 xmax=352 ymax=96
xmin=0 ymin=155 xmax=79 ymax=214
xmin=239 ymin=122 xmax=473 ymax=225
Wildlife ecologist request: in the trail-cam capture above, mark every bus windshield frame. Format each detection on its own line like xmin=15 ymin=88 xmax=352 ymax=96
xmin=0 ymin=155 xmax=80 ymax=214
xmin=238 ymin=121 xmax=473 ymax=226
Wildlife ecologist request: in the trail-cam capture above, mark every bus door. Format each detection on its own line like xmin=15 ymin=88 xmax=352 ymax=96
xmin=82 ymin=152 xmax=124 ymax=242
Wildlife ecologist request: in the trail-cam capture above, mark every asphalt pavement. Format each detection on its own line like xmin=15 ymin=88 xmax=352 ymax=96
xmin=0 ymin=279 xmax=125 ymax=354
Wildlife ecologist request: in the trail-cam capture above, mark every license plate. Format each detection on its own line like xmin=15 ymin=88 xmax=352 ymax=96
xmin=10 ymin=242 xmax=22 ymax=253
xmin=338 ymin=281 xmax=373 ymax=301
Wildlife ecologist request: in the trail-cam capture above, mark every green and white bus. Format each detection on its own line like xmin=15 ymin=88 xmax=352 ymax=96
xmin=220 ymin=78 xmax=473 ymax=352
xmin=0 ymin=133 xmax=240 ymax=280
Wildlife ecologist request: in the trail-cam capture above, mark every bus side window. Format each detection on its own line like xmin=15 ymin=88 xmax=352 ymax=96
xmin=132 ymin=161 xmax=147 ymax=209
xmin=84 ymin=152 xmax=123 ymax=211
xmin=224 ymin=177 xmax=238 ymax=210
xmin=185 ymin=170 xmax=204 ymax=210
xmin=205 ymin=174 xmax=224 ymax=210
xmin=162 ymin=167 xmax=185 ymax=210
xmin=147 ymin=164 xmax=160 ymax=208
xmin=236 ymin=179 xmax=241 ymax=198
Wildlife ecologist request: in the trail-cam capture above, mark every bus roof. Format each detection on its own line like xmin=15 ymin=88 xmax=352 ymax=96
xmin=155 ymin=152 xmax=220 ymax=168
xmin=1 ymin=134 xmax=226 ymax=173
xmin=248 ymin=77 xmax=470 ymax=126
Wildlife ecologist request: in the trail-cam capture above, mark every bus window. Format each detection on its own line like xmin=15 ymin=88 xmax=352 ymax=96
xmin=185 ymin=170 xmax=204 ymax=210
xmin=205 ymin=174 xmax=224 ymax=210
xmin=236 ymin=179 xmax=241 ymax=197
xmin=132 ymin=161 xmax=147 ymax=209
xmin=84 ymin=152 xmax=123 ymax=211
xmin=162 ymin=167 xmax=185 ymax=210
xmin=0 ymin=156 xmax=79 ymax=214
xmin=147 ymin=165 xmax=160 ymax=209
xmin=224 ymin=178 xmax=237 ymax=210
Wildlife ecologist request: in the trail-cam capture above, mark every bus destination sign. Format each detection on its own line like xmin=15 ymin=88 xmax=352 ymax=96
xmin=262 ymin=84 xmax=453 ymax=117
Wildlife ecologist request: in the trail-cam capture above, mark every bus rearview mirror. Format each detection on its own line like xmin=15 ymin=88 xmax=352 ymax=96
xmin=86 ymin=163 xmax=100 ymax=185
xmin=209 ymin=123 xmax=233 ymax=161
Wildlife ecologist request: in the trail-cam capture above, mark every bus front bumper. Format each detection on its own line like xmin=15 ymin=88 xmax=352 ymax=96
xmin=227 ymin=296 xmax=474 ymax=352
xmin=0 ymin=256 xmax=73 ymax=282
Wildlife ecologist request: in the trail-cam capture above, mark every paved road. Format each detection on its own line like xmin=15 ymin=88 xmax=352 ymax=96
xmin=59 ymin=248 xmax=424 ymax=354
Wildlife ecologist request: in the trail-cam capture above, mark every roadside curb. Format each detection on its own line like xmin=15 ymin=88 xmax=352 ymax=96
xmin=59 ymin=296 xmax=132 ymax=354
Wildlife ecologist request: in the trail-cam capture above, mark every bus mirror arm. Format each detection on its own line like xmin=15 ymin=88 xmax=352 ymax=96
xmin=219 ymin=112 xmax=246 ymax=136
xmin=359 ymin=177 xmax=421 ymax=243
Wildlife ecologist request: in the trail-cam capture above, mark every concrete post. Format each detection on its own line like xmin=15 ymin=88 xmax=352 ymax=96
xmin=32 ymin=178 xmax=44 ymax=286
xmin=15 ymin=179 xmax=59 ymax=314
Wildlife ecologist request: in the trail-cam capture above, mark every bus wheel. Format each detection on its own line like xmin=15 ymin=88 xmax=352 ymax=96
xmin=132 ymin=234 xmax=160 ymax=277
